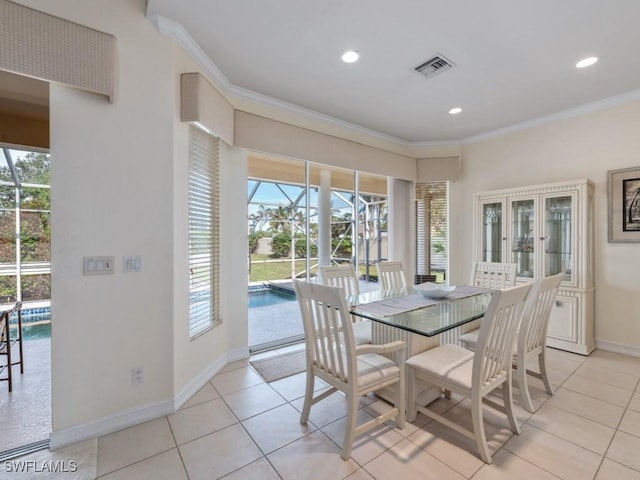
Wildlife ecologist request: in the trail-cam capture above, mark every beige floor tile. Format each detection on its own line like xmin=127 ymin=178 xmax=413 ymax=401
xmin=5 ymin=438 xmax=97 ymax=480
xmin=210 ymin=366 xmax=264 ymax=396
xmin=268 ymin=371 xmax=329 ymax=402
xmin=267 ymin=431 xmax=360 ymax=480
xmin=168 ymin=397 xmax=237 ymax=445
xmin=545 ymin=348 xmax=586 ymax=374
xmin=407 ymin=418 xmax=485 ymax=477
xmin=546 ymin=387 xmax=625 ymax=428
xmin=345 ymin=468 xmax=376 ymax=480
xmin=562 ymin=374 xmax=632 ymax=407
xmin=180 ymin=382 xmax=219 ymax=410
xmin=98 ymin=449 xmax=187 ymax=480
xmin=438 ymin=400 xmax=515 ymax=452
xmin=472 ymin=448 xmax=560 ymax=480
xmin=290 ymin=391 xmax=349 ymax=428
xmin=575 ymin=362 xmax=640 ymax=391
xmin=219 ymin=458 xmax=280 ymax=480
xmin=360 ymin=397 xmax=411 ymax=433
xmin=596 ymin=458 xmax=640 ymax=480
xmin=629 ymin=392 xmax=640 ymax=413
xmin=241 ymin=403 xmax=316 ymax=454
xmin=362 ymin=438 xmax=466 ymax=480
xmin=322 ymin=409 xmax=404 ymax=466
xmin=619 ymin=409 xmax=640 ymax=439
xmin=607 ymin=430 xmax=640 ymax=472
xmin=219 ymin=359 xmax=250 ymax=373
xmin=546 ymin=365 xmax=574 ymax=387
xmin=97 ymin=418 xmax=175 ymax=476
xmin=588 ymin=350 xmax=640 ymax=377
xmin=503 ymin=424 xmax=602 ymax=480
xmin=527 ymin=403 xmax=615 ymax=454
xmin=223 ymin=382 xmax=286 ymax=420
xmin=179 ymin=424 xmax=262 ymax=480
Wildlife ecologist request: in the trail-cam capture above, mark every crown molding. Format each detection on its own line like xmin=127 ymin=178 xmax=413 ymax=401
xmin=462 ymin=89 xmax=640 ymax=145
xmin=147 ymin=14 xmax=455 ymax=153
xmin=149 ymin=14 xmax=640 ymax=152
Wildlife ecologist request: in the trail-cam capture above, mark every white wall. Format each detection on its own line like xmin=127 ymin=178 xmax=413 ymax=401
xmin=171 ymin=45 xmax=248 ymax=406
xmin=450 ymin=100 xmax=640 ymax=351
xmin=47 ymin=0 xmax=175 ymax=433
xmin=16 ymin=0 xmax=248 ymax=446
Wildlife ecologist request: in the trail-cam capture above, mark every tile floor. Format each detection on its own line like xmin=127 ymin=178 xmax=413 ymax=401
xmin=6 ymin=346 xmax=640 ymax=480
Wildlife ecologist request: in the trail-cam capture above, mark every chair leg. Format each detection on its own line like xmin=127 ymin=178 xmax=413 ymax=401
xmin=396 ymin=366 xmax=406 ymax=429
xmin=516 ymin=357 xmax=535 ymax=413
xmin=538 ymin=350 xmax=553 ymax=395
xmin=300 ymin=370 xmax=315 ymax=424
xmin=406 ymin=367 xmax=417 ymax=423
xmin=502 ymin=380 xmax=521 ymax=435
xmin=471 ymin=394 xmax=491 ymax=464
xmin=341 ymin=393 xmax=359 ymax=460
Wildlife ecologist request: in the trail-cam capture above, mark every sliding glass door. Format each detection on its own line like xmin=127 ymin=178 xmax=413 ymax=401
xmin=247 ymin=154 xmax=389 ymax=350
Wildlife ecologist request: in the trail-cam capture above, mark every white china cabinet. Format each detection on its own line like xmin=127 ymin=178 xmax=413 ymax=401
xmin=473 ymin=179 xmax=595 ymax=354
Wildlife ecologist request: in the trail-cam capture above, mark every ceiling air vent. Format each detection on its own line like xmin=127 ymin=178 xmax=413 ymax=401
xmin=414 ymin=54 xmax=455 ymax=79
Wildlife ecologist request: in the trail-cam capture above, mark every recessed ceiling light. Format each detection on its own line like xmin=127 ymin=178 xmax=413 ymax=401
xmin=341 ymin=50 xmax=359 ymax=63
xmin=576 ymin=57 xmax=598 ymax=68
xmin=449 ymin=107 xmax=462 ymax=115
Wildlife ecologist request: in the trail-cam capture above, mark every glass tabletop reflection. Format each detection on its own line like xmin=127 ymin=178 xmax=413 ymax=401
xmin=348 ymin=286 xmax=493 ymax=337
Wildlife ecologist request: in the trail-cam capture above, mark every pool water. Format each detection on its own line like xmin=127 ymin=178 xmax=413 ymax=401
xmin=10 ymin=322 xmax=51 ymax=341
xmin=249 ymin=288 xmax=296 ymax=308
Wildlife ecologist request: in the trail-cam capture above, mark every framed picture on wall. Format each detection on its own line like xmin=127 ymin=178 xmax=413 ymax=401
xmin=608 ymin=166 xmax=640 ymax=242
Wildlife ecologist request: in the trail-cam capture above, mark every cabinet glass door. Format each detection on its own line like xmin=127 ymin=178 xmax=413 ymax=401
xmin=510 ymin=199 xmax=535 ymax=278
xmin=481 ymin=201 xmax=504 ymax=262
xmin=543 ymin=194 xmax=574 ymax=282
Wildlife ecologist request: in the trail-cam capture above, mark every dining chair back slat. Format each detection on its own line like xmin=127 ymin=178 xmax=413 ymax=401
xmin=376 ymin=261 xmax=407 ymax=290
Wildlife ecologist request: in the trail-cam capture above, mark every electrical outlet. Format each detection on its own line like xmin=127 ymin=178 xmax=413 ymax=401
xmin=132 ymin=366 xmax=144 ymax=385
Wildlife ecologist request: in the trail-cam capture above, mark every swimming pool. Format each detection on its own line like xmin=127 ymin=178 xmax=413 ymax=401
xmin=248 ymin=287 xmax=296 ymax=308
xmin=7 ymin=306 xmax=52 ymax=341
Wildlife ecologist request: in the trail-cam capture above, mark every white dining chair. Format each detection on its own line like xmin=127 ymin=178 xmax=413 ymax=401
xmin=458 ymin=261 xmax=518 ymax=339
xmin=459 ymin=273 xmax=564 ymax=412
xmin=319 ymin=264 xmax=360 ymax=297
xmin=376 ymin=261 xmax=407 ymax=290
xmin=319 ymin=264 xmax=371 ymax=345
xmin=293 ymin=280 xmax=406 ymax=460
xmin=471 ymin=261 xmax=517 ymax=289
xmin=406 ymin=283 xmax=530 ymax=464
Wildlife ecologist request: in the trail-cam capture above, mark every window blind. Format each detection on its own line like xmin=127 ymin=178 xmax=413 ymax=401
xmin=188 ymin=126 xmax=220 ymax=337
xmin=415 ymin=182 xmax=448 ymax=280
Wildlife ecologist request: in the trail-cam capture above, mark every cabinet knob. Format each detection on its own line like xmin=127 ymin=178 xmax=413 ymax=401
xmin=502 ymin=237 xmax=507 ymax=241
xmin=555 ymin=301 xmax=563 ymax=307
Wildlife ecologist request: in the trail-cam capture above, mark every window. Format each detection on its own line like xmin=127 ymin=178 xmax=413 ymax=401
xmin=188 ymin=126 xmax=220 ymax=337
xmin=415 ymin=182 xmax=448 ymax=282
xmin=0 ymin=148 xmax=50 ymax=303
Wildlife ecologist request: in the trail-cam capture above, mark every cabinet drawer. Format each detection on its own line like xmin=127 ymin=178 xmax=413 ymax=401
xmin=547 ymin=295 xmax=578 ymax=343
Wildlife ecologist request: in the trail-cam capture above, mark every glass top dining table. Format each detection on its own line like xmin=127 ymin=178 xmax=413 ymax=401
xmin=348 ymin=285 xmax=494 ymax=338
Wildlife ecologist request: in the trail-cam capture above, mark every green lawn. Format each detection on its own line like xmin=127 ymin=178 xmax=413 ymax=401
xmin=249 ymin=254 xmax=445 ymax=284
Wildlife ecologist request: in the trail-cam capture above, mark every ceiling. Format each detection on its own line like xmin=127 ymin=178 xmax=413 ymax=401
xmin=0 ymin=70 xmax=48 ymax=121
xmin=146 ymin=0 xmax=640 ymax=144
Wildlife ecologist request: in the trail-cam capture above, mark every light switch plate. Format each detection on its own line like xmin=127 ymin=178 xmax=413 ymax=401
xmin=123 ymin=255 xmax=143 ymax=273
xmin=83 ymin=256 xmax=114 ymax=275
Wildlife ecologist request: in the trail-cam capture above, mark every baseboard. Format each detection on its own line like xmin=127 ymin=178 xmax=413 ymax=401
xmin=595 ymin=339 xmax=640 ymax=358
xmin=49 ymin=346 xmax=250 ymax=450
xmin=49 ymin=397 xmax=175 ymax=451
xmin=173 ymin=346 xmax=249 ymax=410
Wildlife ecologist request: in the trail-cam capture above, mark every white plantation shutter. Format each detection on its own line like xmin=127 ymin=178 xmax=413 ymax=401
xmin=189 ymin=126 xmax=220 ymax=337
